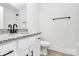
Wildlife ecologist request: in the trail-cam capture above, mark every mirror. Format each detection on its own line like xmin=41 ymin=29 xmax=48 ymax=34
xmin=0 ymin=3 xmax=27 ymax=29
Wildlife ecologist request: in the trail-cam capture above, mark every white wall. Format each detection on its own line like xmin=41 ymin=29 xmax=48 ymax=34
xmin=27 ymin=3 xmax=40 ymax=33
xmin=76 ymin=4 xmax=79 ymax=42
xmin=0 ymin=6 xmax=4 ymax=29
xmin=40 ymin=3 xmax=77 ymax=55
xmin=4 ymin=6 xmax=18 ymax=29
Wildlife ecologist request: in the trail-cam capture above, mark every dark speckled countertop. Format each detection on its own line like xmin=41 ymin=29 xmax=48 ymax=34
xmin=0 ymin=32 xmax=41 ymax=45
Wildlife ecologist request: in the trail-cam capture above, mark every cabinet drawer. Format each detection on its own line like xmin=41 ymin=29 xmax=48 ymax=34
xmin=0 ymin=41 xmax=17 ymax=56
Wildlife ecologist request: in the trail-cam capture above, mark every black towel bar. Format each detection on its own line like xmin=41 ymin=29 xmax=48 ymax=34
xmin=53 ymin=16 xmax=71 ymax=20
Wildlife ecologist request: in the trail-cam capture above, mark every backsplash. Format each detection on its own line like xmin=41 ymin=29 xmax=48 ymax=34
xmin=0 ymin=29 xmax=28 ymax=34
xmin=17 ymin=29 xmax=28 ymax=33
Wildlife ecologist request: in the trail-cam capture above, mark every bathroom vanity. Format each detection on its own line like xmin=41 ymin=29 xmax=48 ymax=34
xmin=0 ymin=3 xmax=41 ymax=56
xmin=0 ymin=32 xmax=41 ymax=56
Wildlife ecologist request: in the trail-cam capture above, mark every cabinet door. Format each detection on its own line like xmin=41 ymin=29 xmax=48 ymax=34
xmin=30 ymin=36 xmax=40 ymax=56
xmin=25 ymin=48 xmax=29 ymax=56
xmin=18 ymin=48 xmax=29 ymax=56
xmin=30 ymin=41 xmax=40 ymax=56
xmin=18 ymin=36 xmax=35 ymax=56
xmin=30 ymin=44 xmax=35 ymax=56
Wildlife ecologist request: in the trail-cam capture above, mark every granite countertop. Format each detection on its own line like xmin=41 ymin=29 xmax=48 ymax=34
xmin=0 ymin=32 xmax=41 ymax=45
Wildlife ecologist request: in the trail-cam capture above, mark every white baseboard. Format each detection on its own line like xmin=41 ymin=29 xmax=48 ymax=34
xmin=48 ymin=46 xmax=77 ymax=55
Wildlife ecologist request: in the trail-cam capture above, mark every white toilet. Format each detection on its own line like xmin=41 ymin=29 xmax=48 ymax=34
xmin=40 ymin=41 xmax=50 ymax=56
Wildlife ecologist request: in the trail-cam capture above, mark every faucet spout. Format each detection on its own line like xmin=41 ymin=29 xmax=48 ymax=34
xmin=13 ymin=24 xmax=18 ymax=33
xmin=8 ymin=24 xmax=12 ymax=33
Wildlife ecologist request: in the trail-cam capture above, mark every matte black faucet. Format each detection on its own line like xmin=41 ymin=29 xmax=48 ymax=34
xmin=8 ymin=24 xmax=18 ymax=33
xmin=13 ymin=24 xmax=18 ymax=33
xmin=8 ymin=24 xmax=12 ymax=33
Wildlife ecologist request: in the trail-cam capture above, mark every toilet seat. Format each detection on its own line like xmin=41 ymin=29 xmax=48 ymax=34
xmin=40 ymin=41 xmax=50 ymax=48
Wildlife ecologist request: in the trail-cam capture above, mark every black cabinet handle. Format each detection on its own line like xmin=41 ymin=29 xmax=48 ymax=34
xmin=0 ymin=50 xmax=14 ymax=56
xmin=31 ymin=51 xmax=33 ymax=56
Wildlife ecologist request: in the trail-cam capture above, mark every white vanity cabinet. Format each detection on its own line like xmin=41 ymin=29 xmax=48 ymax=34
xmin=0 ymin=40 xmax=17 ymax=56
xmin=0 ymin=34 xmax=40 ymax=56
xmin=18 ymin=35 xmax=40 ymax=56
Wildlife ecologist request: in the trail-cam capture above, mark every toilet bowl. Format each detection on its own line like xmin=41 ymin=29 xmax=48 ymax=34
xmin=40 ymin=41 xmax=50 ymax=55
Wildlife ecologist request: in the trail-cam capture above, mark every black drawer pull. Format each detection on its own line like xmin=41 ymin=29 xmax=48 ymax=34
xmin=0 ymin=50 xmax=14 ymax=56
xmin=31 ymin=51 xmax=33 ymax=56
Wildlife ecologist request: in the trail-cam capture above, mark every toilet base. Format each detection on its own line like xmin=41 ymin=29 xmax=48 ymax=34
xmin=41 ymin=47 xmax=48 ymax=56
